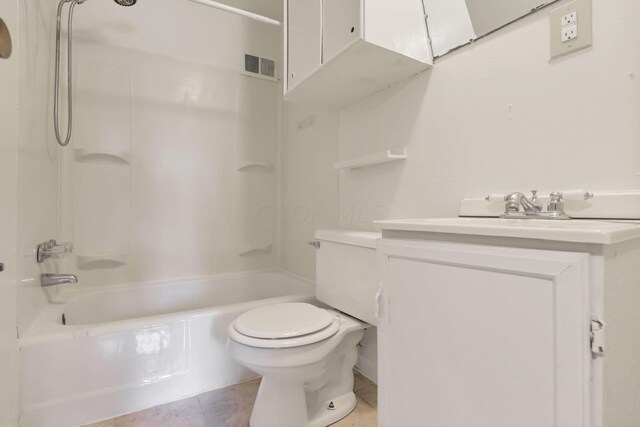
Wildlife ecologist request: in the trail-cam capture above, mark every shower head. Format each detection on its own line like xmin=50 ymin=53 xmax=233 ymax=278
xmin=113 ymin=0 xmax=137 ymax=6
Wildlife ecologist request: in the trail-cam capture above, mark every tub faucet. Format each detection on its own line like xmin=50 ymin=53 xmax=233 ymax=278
xmin=504 ymin=191 xmax=543 ymax=215
xmin=41 ymin=274 xmax=78 ymax=287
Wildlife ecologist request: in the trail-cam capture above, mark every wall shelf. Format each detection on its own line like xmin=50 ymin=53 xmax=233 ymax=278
xmin=237 ymin=161 xmax=273 ymax=171
xmin=76 ymin=251 xmax=128 ymax=269
xmin=333 ymin=147 xmax=407 ymax=170
xmin=74 ymin=149 xmax=131 ymax=165
xmin=238 ymin=243 xmax=273 ymax=256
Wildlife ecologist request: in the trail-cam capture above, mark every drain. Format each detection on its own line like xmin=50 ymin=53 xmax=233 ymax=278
xmin=327 ymin=401 xmax=335 ymax=411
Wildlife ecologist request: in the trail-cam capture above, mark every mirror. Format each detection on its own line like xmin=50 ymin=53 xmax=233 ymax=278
xmin=425 ymin=0 xmax=559 ymax=57
xmin=0 ymin=17 xmax=12 ymax=59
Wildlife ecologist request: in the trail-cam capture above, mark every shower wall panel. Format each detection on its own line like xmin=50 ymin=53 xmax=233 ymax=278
xmin=16 ymin=0 xmax=60 ymax=336
xmin=57 ymin=5 xmax=282 ymax=287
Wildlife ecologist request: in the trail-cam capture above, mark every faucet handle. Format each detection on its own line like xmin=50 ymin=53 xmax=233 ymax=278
xmin=48 ymin=241 xmax=73 ymax=258
xmin=37 ymin=240 xmax=73 ymax=263
xmin=547 ymin=192 xmax=565 ymax=213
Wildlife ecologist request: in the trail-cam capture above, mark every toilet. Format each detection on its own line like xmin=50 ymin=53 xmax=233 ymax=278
xmin=226 ymin=229 xmax=380 ymax=427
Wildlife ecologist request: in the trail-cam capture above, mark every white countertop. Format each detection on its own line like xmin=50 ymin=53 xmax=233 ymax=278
xmin=374 ymin=218 xmax=640 ymax=245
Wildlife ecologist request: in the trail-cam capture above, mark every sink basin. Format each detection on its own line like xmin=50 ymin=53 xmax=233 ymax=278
xmin=374 ymin=217 xmax=640 ymax=245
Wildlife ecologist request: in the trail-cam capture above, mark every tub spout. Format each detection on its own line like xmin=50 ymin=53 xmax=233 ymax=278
xmin=41 ymin=273 xmax=78 ymax=287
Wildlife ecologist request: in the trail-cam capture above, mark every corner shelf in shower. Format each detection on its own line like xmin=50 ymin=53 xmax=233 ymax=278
xmin=74 ymin=149 xmax=131 ymax=165
xmin=238 ymin=243 xmax=273 ymax=256
xmin=237 ymin=161 xmax=273 ymax=171
xmin=332 ymin=147 xmax=407 ymax=170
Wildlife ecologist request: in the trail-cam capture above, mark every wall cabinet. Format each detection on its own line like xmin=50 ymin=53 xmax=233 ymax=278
xmin=284 ymin=0 xmax=432 ymax=108
xmin=286 ymin=0 xmax=322 ymax=90
xmin=377 ymin=233 xmax=640 ymax=427
xmin=322 ymin=0 xmax=361 ymax=62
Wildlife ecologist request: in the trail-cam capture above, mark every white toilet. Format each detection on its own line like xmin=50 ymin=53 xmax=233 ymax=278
xmin=226 ymin=229 xmax=380 ymax=427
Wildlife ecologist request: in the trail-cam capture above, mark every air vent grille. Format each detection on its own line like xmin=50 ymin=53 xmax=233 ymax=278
xmin=260 ymin=58 xmax=275 ymax=78
xmin=245 ymin=54 xmax=259 ymax=74
xmin=244 ymin=54 xmax=276 ymax=80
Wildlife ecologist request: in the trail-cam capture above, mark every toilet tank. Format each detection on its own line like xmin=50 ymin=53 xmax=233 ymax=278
xmin=315 ymin=229 xmax=380 ymax=325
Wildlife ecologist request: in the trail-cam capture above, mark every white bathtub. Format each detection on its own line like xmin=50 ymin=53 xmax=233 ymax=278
xmin=20 ymin=270 xmax=315 ymax=427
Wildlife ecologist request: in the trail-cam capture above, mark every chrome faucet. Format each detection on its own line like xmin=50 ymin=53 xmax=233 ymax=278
xmin=504 ymin=191 xmax=543 ymax=215
xmin=499 ymin=190 xmax=573 ymax=220
xmin=41 ymin=273 xmax=78 ymax=287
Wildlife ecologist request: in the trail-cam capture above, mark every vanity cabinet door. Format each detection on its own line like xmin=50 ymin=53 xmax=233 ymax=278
xmin=322 ymin=0 xmax=362 ymax=62
xmin=286 ymin=0 xmax=322 ymax=90
xmin=377 ymin=239 xmax=591 ymax=427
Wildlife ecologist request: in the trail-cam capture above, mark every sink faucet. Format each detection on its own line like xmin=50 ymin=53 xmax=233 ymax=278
xmin=499 ymin=190 xmax=576 ymax=220
xmin=41 ymin=274 xmax=78 ymax=287
xmin=504 ymin=191 xmax=543 ymax=215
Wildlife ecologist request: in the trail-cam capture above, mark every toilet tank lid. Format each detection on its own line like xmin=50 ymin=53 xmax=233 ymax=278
xmin=315 ymin=229 xmax=381 ymax=248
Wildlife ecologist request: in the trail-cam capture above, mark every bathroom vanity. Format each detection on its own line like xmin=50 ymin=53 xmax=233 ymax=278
xmin=375 ymin=218 xmax=640 ymax=427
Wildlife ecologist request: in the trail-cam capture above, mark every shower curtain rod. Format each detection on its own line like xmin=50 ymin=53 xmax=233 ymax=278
xmin=187 ymin=0 xmax=281 ymax=26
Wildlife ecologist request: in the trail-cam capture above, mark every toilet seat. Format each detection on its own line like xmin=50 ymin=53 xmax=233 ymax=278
xmin=229 ymin=303 xmax=341 ymax=349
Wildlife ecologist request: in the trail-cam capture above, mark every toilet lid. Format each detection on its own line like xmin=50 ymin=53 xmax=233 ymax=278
xmin=233 ymin=303 xmax=335 ymax=339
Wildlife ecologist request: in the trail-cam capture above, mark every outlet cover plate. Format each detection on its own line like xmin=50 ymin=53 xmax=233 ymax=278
xmin=550 ymin=0 xmax=592 ymax=59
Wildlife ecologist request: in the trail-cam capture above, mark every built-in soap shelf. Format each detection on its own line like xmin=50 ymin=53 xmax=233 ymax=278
xmin=333 ymin=147 xmax=407 ymax=170
xmin=74 ymin=149 xmax=131 ymax=165
xmin=76 ymin=251 xmax=128 ymax=268
xmin=237 ymin=160 xmax=273 ymax=172
xmin=238 ymin=243 xmax=273 ymax=256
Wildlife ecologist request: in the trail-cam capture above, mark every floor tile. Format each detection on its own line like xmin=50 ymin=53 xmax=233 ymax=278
xmin=353 ymin=372 xmax=374 ymax=394
xmin=198 ymin=378 xmax=261 ymax=427
xmin=331 ymin=397 xmax=378 ymax=427
xmin=85 ymin=396 xmax=206 ymax=427
xmin=356 ymin=384 xmax=378 ymax=409
xmin=85 ymin=372 xmax=376 ymax=427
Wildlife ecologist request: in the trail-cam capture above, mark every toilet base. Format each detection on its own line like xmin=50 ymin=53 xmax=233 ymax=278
xmin=249 ymin=384 xmax=356 ymax=427
xmin=307 ymin=391 xmax=357 ymax=427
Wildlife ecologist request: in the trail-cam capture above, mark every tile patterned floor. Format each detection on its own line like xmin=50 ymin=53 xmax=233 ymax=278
xmin=85 ymin=372 xmax=377 ymax=427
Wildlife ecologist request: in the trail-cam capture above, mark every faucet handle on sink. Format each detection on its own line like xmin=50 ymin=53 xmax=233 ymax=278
xmin=547 ymin=192 xmax=565 ymax=215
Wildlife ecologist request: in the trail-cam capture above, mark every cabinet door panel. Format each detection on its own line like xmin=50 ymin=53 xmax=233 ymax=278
xmin=287 ymin=0 xmax=322 ymax=90
xmin=322 ymin=0 xmax=361 ymax=62
xmin=378 ymin=240 xmax=590 ymax=427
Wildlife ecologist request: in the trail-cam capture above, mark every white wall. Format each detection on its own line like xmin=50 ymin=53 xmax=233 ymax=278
xmin=338 ymin=0 xmax=640 ymax=230
xmin=282 ymin=105 xmax=340 ymax=279
xmin=0 ymin=0 xmax=20 ymax=424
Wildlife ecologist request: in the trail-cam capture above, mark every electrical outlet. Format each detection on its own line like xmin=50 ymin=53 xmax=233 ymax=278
xmin=562 ymin=11 xmax=577 ymax=26
xmin=561 ymin=24 xmax=578 ymax=42
xmin=550 ymin=0 xmax=592 ymax=59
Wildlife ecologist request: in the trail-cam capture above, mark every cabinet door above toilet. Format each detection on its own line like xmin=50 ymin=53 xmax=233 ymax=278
xmin=322 ymin=0 xmax=362 ymax=61
xmin=287 ymin=0 xmax=322 ymax=90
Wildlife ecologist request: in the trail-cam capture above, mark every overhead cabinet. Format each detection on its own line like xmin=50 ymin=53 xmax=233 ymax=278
xmin=284 ymin=0 xmax=432 ymax=107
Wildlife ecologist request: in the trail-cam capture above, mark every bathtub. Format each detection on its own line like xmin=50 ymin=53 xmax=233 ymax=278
xmin=20 ymin=269 xmax=315 ymax=427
